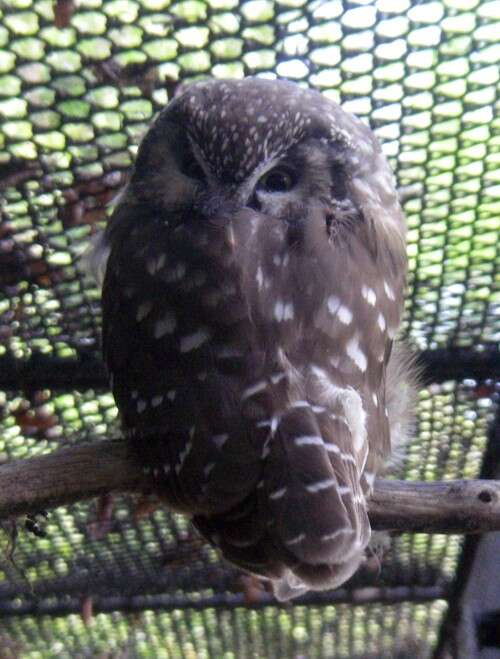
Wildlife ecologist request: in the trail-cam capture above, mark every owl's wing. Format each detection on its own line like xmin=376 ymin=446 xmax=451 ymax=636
xmin=101 ymin=210 xmax=262 ymax=516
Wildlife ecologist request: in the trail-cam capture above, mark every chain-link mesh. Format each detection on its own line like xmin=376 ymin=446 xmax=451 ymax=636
xmin=0 ymin=0 xmax=499 ymax=655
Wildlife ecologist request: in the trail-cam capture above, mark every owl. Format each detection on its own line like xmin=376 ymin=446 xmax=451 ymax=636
xmin=91 ymin=78 xmax=408 ymax=600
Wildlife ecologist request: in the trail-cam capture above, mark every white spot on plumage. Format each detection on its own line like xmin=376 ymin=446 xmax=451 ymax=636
xmin=176 ymin=440 xmax=192 ymax=474
xmin=384 ymin=280 xmax=396 ymax=300
xmin=217 ymin=346 xmax=244 ymax=359
xmin=310 ymin=367 xmax=367 ymax=454
xmin=269 ymin=486 xmax=287 ymax=500
xmin=338 ymin=305 xmax=353 ymax=325
xmin=361 ymin=285 xmax=377 ymax=306
xmin=337 ymin=486 xmax=351 ymax=496
xmin=372 ymin=393 xmax=378 ymax=407
xmin=167 ymin=389 xmax=176 ymax=401
xmin=274 ymin=300 xmax=294 ymax=322
xmin=154 ymin=311 xmax=177 ymax=339
xmin=146 ymin=253 xmax=166 ymax=276
xmin=321 ymin=529 xmax=352 ymax=542
xmin=213 ymin=433 xmax=228 ymax=449
xmin=137 ymin=399 xmax=147 ymax=413
xmin=285 ymin=533 xmax=306 ymax=546
xmin=164 ymin=262 xmax=186 ymax=283
xmin=377 ymin=313 xmax=386 ymax=331
xmin=163 ymin=464 xmax=171 ymax=475
xmin=345 ymin=335 xmax=368 ymax=372
xmin=131 ymin=390 xmax=138 ymax=399
xmin=294 ymin=435 xmax=324 ymax=447
xmin=151 ymin=395 xmax=164 ymax=407
xmin=136 ymin=301 xmax=153 ymax=322
xmin=312 ymin=405 xmax=326 ymax=414
xmin=364 ymin=471 xmax=375 ymax=488
xmin=204 ymin=462 xmax=215 ymax=477
xmin=387 ymin=325 xmax=398 ymax=339
xmin=242 ymin=380 xmax=267 ymax=400
xmin=226 ymin=224 xmax=236 ymax=247
xmin=291 ymin=400 xmax=310 ymax=409
xmin=306 ymin=478 xmax=337 ymax=493
xmin=270 ymin=372 xmax=286 ymax=385
xmin=180 ymin=328 xmax=211 ymax=353
xmin=327 ymin=295 xmax=341 ymax=315
xmin=330 ymin=354 xmax=340 ymax=368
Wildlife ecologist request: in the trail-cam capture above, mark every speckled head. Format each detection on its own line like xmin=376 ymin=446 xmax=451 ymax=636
xmin=128 ymin=77 xmax=404 ymax=247
xmin=140 ymin=77 xmax=380 ymax=184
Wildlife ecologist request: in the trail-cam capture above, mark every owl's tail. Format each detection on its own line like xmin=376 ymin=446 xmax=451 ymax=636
xmin=260 ymin=400 xmax=371 ymax=600
xmin=193 ymin=398 xmax=371 ymax=600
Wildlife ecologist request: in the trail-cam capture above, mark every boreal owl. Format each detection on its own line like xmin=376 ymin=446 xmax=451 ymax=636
xmin=90 ymin=78 xmax=409 ymax=600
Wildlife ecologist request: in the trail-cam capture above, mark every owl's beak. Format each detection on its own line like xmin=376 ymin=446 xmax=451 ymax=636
xmin=195 ymin=185 xmax=243 ymax=219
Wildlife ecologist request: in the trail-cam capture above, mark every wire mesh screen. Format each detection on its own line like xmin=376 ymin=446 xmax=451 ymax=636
xmin=0 ymin=0 xmax=499 ymax=655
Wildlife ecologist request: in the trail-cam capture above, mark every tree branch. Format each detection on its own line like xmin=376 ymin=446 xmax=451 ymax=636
xmin=0 ymin=439 xmax=499 ymax=534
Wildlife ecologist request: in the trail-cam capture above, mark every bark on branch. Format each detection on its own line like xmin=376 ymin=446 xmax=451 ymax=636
xmin=0 ymin=439 xmax=499 ymax=534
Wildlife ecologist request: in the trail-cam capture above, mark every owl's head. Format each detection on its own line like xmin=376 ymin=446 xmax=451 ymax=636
xmin=125 ymin=78 xmax=404 ymax=247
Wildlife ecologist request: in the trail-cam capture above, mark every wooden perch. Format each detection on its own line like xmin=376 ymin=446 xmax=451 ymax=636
xmin=0 ymin=439 xmax=499 ymax=534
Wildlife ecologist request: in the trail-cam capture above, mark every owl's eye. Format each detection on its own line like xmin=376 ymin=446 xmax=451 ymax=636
xmin=181 ymin=156 xmax=206 ymax=182
xmin=257 ymin=167 xmax=296 ymax=193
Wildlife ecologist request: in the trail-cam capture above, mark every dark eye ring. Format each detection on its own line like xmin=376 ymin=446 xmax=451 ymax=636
xmin=257 ymin=167 xmax=296 ymax=193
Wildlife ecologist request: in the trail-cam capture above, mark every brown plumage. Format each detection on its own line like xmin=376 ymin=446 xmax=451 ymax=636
xmin=91 ymin=78 xmax=409 ymax=599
